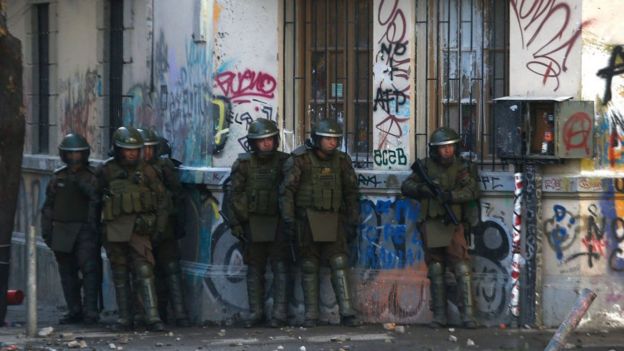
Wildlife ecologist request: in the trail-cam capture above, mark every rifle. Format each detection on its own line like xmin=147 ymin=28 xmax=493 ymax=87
xmin=412 ymin=159 xmax=459 ymax=225
xmin=285 ymin=222 xmax=298 ymax=264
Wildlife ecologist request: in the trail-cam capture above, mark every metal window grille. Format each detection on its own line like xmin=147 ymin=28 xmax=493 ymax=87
xmin=109 ymin=0 xmax=124 ymax=140
xmin=283 ymin=0 xmax=508 ymax=169
xmin=36 ymin=3 xmax=50 ymax=154
xmin=414 ymin=0 xmax=508 ymax=169
xmin=283 ymin=0 xmax=374 ymax=168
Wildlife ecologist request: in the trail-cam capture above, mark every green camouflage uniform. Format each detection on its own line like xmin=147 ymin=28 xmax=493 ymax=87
xmin=149 ymin=156 xmax=190 ymax=326
xmin=230 ymin=150 xmax=291 ymax=327
xmin=98 ymin=127 xmax=168 ymax=331
xmin=400 ymin=127 xmax=480 ymax=328
xmin=279 ymin=142 xmax=360 ymax=326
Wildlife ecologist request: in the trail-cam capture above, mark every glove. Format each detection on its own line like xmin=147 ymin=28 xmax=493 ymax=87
xmin=151 ymin=230 xmax=165 ymax=243
xmin=416 ymin=184 xmax=436 ymax=198
xmin=282 ymin=221 xmax=296 ymax=239
xmin=42 ymin=231 xmax=52 ymax=247
xmin=437 ymin=191 xmax=453 ymax=203
xmin=231 ymin=225 xmax=245 ymax=241
xmin=174 ymin=217 xmax=187 ymax=239
xmin=345 ymin=225 xmax=358 ymax=243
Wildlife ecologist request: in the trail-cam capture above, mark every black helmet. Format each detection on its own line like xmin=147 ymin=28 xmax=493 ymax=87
xmin=58 ymin=133 xmax=90 ymax=165
xmin=429 ymin=127 xmax=461 ymax=159
xmin=112 ymin=126 xmax=143 ymax=149
xmin=137 ymin=128 xmax=160 ymax=146
xmin=311 ymin=119 xmax=342 ymax=150
xmin=247 ymin=118 xmax=280 ymax=155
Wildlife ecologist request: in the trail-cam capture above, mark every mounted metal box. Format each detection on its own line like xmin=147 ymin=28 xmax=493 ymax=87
xmin=493 ymin=96 xmax=594 ymax=161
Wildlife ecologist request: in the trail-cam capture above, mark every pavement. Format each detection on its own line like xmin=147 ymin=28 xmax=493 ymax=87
xmin=1 ymin=306 xmax=624 ymax=351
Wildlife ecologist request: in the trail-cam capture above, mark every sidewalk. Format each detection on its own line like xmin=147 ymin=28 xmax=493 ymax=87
xmin=2 ymin=306 xmax=623 ymax=351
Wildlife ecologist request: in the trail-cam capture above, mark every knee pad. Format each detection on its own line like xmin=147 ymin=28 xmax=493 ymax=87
xmin=428 ymin=261 xmax=445 ymax=279
xmin=272 ymin=260 xmax=289 ymax=274
xmin=329 ymin=255 xmax=348 ymax=270
xmin=161 ymin=260 xmax=181 ymax=276
xmin=134 ymin=263 xmax=155 ymax=279
xmin=301 ymin=259 xmax=319 ymax=274
xmin=454 ymin=261 xmax=471 ymax=277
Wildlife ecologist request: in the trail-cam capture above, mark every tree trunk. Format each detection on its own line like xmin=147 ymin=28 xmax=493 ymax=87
xmin=0 ymin=0 xmax=25 ymax=325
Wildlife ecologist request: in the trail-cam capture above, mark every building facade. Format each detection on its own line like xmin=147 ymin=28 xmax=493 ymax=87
xmin=6 ymin=0 xmax=624 ymax=328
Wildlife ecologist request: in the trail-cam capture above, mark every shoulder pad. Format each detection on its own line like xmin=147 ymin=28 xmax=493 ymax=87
xmin=291 ymin=145 xmax=308 ymax=156
xmin=170 ymin=158 xmax=183 ymax=167
xmin=238 ymin=152 xmax=252 ymax=161
xmin=159 ymin=158 xmax=176 ymax=169
xmin=53 ymin=165 xmax=68 ymax=174
xmin=103 ymin=157 xmax=115 ymax=165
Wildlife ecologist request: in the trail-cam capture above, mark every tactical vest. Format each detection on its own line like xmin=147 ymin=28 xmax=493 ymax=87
xmin=52 ymin=170 xmax=89 ymax=222
xmin=151 ymin=159 xmax=176 ymax=215
xmin=421 ymin=157 xmax=463 ymax=220
xmin=102 ymin=162 xmax=159 ymax=222
xmin=245 ymin=153 xmax=284 ymax=216
xmin=295 ymin=151 xmax=342 ymax=212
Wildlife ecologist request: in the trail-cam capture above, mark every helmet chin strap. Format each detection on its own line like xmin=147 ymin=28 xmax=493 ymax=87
xmin=438 ymin=155 xmax=455 ymax=166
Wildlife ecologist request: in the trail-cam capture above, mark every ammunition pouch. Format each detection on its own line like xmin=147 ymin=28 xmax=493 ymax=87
xmin=102 ymin=191 xmax=158 ymax=221
xmin=134 ymin=213 xmax=157 ymax=236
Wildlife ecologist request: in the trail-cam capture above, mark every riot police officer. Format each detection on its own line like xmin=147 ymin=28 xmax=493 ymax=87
xmin=279 ymin=119 xmax=361 ymax=327
xmin=41 ymin=133 xmax=101 ymax=325
xmin=228 ymin=118 xmax=290 ymax=328
xmin=137 ymin=128 xmax=190 ymax=327
xmin=97 ymin=126 xmax=167 ymax=331
xmin=401 ymin=127 xmax=480 ymax=328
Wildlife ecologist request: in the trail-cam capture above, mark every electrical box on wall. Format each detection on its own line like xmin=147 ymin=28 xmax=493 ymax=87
xmin=494 ymin=96 xmax=594 ymax=161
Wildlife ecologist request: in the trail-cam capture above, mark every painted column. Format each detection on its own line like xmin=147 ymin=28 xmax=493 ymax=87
xmin=372 ymin=0 xmax=413 ymax=170
xmin=510 ymin=172 xmax=523 ymax=320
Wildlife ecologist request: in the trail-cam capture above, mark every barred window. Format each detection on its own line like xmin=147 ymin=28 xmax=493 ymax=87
xmin=283 ymin=0 xmax=509 ymax=169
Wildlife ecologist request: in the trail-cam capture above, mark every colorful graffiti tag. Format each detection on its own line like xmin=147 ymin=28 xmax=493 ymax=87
xmin=544 ymin=193 xmax=624 ymax=273
xmin=510 ymin=0 xmax=591 ymax=91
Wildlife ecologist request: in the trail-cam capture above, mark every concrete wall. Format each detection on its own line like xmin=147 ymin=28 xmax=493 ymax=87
xmin=509 ymin=0 xmax=584 ymax=96
xmin=507 ymin=0 xmax=624 ymax=328
xmin=6 ymin=0 xmax=624 ymax=329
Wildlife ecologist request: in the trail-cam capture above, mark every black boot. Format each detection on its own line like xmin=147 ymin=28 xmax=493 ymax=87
xmin=268 ymin=261 xmax=289 ymax=328
xmin=111 ymin=268 xmax=133 ymax=331
xmin=244 ymin=266 xmax=265 ymax=328
xmin=57 ymin=255 xmax=83 ymax=324
xmin=428 ymin=261 xmax=447 ymax=328
xmin=132 ymin=277 xmax=146 ymax=328
xmin=455 ymin=261 xmax=478 ymax=329
xmin=301 ymin=259 xmax=319 ymax=328
xmin=162 ymin=261 xmax=190 ymax=327
xmin=81 ymin=261 xmax=100 ymax=325
xmin=135 ymin=263 xmax=166 ymax=332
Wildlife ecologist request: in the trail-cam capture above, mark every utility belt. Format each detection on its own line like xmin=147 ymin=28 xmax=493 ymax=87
xmin=102 ymin=191 xmax=159 ymax=221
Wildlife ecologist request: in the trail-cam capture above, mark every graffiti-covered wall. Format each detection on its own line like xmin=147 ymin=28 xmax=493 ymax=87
xmin=509 ymin=0 xmax=584 ymax=96
xmin=7 ymin=0 xmax=624 ymax=330
xmin=506 ymin=0 xmax=624 ymax=328
xmin=120 ymin=0 xmax=279 ymax=167
xmin=372 ymin=0 xmax=413 ymax=170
